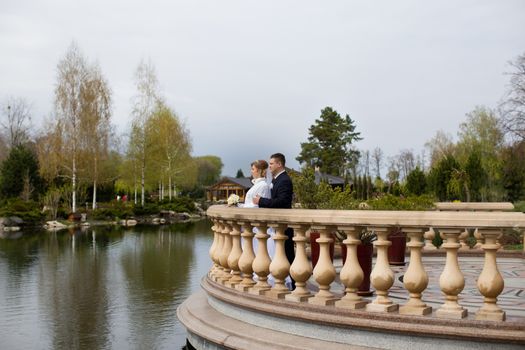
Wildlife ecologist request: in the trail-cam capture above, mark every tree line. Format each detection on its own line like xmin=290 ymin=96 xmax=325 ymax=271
xmin=0 ymin=42 xmax=223 ymax=216
xmin=296 ymin=52 xmax=525 ymax=203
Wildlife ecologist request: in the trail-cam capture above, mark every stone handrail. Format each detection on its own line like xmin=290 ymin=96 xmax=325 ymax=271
xmin=207 ymin=205 xmax=525 ymax=323
xmin=434 ymin=202 xmax=515 ymax=211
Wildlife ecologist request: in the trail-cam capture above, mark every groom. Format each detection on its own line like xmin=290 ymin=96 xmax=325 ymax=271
xmin=253 ymin=153 xmax=295 ymax=284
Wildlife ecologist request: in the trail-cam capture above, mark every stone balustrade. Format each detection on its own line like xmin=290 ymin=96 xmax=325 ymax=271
xmin=425 ymin=202 xmax=517 ymax=251
xmin=207 ymin=205 xmax=525 ymax=323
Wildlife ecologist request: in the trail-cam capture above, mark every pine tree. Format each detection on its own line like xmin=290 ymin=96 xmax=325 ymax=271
xmin=297 ymin=107 xmax=362 ymax=176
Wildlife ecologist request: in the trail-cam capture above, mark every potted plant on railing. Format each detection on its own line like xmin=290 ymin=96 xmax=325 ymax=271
xmin=334 ymin=229 xmax=377 ymax=296
xmin=387 ymin=227 xmax=406 ymax=266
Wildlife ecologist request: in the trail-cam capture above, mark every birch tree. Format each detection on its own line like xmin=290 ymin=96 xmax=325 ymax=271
xmin=54 ymin=42 xmax=89 ymax=213
xmin=145 ymin=104 xmax=192 ymax=201
xmin=80 ymin=63 xmax=112 ymax=209
xmin=130 ymin=60 xmax=162 ymax=206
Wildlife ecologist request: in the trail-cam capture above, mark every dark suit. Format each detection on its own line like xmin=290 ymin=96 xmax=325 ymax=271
xmin=258 ymin=171 xmax=295 ymax=268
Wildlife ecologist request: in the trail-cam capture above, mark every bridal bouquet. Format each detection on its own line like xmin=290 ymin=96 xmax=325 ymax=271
xmin=227 ymin=194 xmax=240 ymax=206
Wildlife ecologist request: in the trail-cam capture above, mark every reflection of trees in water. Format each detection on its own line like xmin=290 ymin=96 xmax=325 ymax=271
xmin=120 ymin=224 xmax=196 ymax=348
xmin=38 ymin=228 xmax=116 ymax=350
xmin=0 ymin=230 xmax=41 ymax=278
xmin=0 ymin=222 xmax=209 ymax=349
xmin=0 ymin=232 xmax=40 ymax=296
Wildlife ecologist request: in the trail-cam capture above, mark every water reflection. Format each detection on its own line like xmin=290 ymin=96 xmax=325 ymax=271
xmin=0 ymin=220 xmax=213 ymax=350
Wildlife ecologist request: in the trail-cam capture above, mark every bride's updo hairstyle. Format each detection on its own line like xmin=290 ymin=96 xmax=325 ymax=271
xmin=251 ymin=160 xmax=268 ymax=178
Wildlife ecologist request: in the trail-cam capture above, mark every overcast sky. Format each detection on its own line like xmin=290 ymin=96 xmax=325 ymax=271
xmin=1 ymin=0 xmax=524 ymax=176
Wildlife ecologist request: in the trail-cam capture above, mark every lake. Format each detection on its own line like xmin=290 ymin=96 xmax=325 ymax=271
xmin=0 ymin=220 xmax=213 ymax=350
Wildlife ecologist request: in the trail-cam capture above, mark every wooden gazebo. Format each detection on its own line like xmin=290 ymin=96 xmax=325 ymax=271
xmin=206 ymin=177 xmax=253 ymax=202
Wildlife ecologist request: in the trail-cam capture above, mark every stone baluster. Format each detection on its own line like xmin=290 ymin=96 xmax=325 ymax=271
xmin=436 ymin=229 xmax=468 ymax=319
xmin=208 ymin=220 xmax=219 ymax=278
xmin=286 ymin=224 xmax=313 ymax=302
xmin=217 ymin=221 xmax=233 ymax=284
xmin=399 ymin=228 xmax=432 ymax=315
xmin=473 ymin=228 xmax=483 ymax=249
xmin=423 ymin=227 xmax=437 ymax=250
xmin=459 ymin=229 xmax=470 ymax=250
xmin=366 ymin=227 xmax=398 ymax=313
xmin=309 ymin=226 xmax=337 ymax=306
xmin=476 ymin=229 xmax=506 ymax=321
xmin=267 ymin=224 xmax=291 ymax=299
xmin=335 ymin=226 xmax=368 ymax=309
xmin=212 ymin=221 xmax=225 ymax=282
xmin=249 ymin=222 xmax=272 ymax=295
xmin=224 ymin=221 xmax=243 ymax=288
xmin=236 ymin=221 xmax=256 ymax=292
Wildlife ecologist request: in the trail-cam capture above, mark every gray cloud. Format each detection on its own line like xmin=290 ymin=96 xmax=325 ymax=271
xmin=1 ymin=0 xmax=524 ymax=175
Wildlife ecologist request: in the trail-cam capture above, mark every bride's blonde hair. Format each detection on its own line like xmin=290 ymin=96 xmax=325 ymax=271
xmin=251 ymin=160 xmax=268 ymax=178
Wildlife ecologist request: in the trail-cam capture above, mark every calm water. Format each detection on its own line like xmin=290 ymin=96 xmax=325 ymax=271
xmin=0 ymin=220 xmax=213 ymax=350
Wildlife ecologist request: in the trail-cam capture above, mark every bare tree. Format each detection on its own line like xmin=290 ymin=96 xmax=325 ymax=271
xmin=1 ymin=97 xmax=32 ymax=148
xmin=500 ymin=52 xmax=525 ymax=141
xmin=425 ymin=130 xmax=455 ymax=167
xmin=371 ymin=147 xmax=384 ymax=179
xmin=386 ymin=156 xmax=399 ymax=193
xmin=397 ymin=149 xmax=416 ymax=181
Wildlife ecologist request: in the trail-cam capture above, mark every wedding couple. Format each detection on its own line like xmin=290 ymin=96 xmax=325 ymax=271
xmin=240 ymin=153 xmax=295 ymax=288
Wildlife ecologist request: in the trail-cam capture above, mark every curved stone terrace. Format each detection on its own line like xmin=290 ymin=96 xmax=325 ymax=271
xmin=178 ymin=205 xmax=525 ymax=350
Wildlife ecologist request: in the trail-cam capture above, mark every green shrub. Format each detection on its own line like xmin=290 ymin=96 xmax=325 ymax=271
xmin=92 ymin=201 xmax=134 ymax=220
xmin=159 ymin=197 xmax=196 ymax=213
xmin=0 ymin=199 xmax=44 ymax=222
xmin=514 ymin=201 xmax=525 ymax=213
xmin=366 ymin=194 xmax=436 ymax=210
xmin=133 ymin=202 xmax=160 ymax=216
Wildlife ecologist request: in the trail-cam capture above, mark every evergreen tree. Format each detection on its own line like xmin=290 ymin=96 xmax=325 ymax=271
xmin=0 ymin=145 xmax=43 ymax=200
xmin=501 ymin=141 xmax=525 ymax=202
xmin=428 ymin=155 xmax=461 ymax=201
xmin=297 ymin=107 xmax=362 ymax=176
xmin=406 ymin=167 xmax=427 ymax=195
xmin=236 ymin=168 xmax=244 ymax=178
xmin=465 ymin=150 xmax=486 ymax=201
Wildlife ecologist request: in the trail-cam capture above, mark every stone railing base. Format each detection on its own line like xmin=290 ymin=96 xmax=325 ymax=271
xmin=176 ymin=276 xmax=525 ymax=350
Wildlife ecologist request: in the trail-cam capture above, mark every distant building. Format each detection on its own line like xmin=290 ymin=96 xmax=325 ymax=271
xmin=206 ymin=177 xmax=252 ymax=202
xmin=313 ymin=171 xmax=345 ymax=187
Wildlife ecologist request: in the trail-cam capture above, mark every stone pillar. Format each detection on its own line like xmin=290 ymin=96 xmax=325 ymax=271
xmin=335 ymin=226 xmax=368 ymax=309
xmin=217 ymin=221 xmax=233 ymax=284
xmin=476 ymin=229 xmax=506 ymax=321
xmin=459 ymin=229 xmax=470 ymax=250
xmin=236 ymin=221 xmax=256 ymax=292
xmin=366 ymin=227 xmax=398 ymax=313
xmin=423 ymin=227 xmax=437 ymax=250
xmin=399 ymin=228 xmax=432 ymax=315
xmin=473 ymin=228 xmax=483 ymax=249
xmin=208 ymin=220 xmax=219 ymax=278
xmin=309 ymin=226 xmax=338 ymax=306
xmin=286 ymin=224 xmax=313 ymax=302
xmin=212 ymin=221 xmax=226 ymax=282
xmin=267 ymin=224 xmax=291 ymax=299
xmin=249 ymin=222 xmax=272 ymax=295
xmin=224 ymin=222 xmax=243 ymax=288
xmin=436 ymin=229 xmax=468 ymax=319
